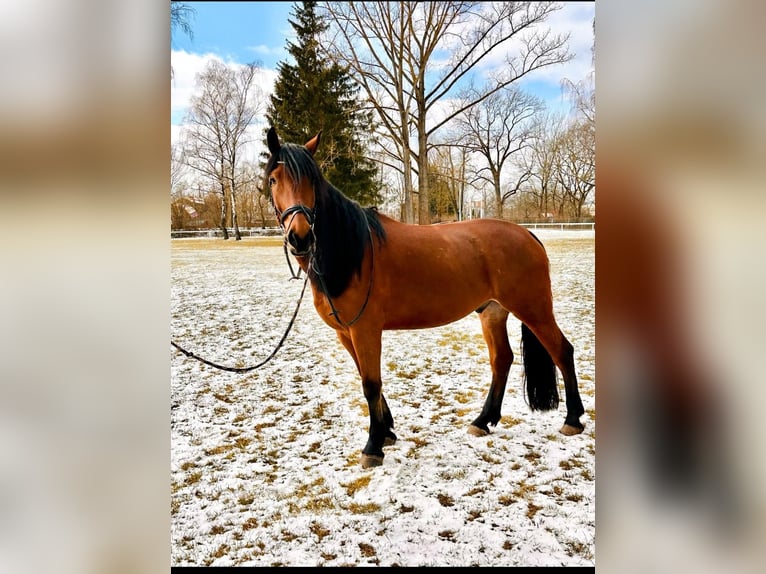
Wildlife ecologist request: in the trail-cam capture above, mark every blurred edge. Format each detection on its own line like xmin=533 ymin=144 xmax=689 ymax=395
xmin=0 ymin=0 xmax=765 ymax=573
xmin=597 ymin=1 xmax=766 ymax=573
xmin=0 ymin=2 xmax=169 ymax=574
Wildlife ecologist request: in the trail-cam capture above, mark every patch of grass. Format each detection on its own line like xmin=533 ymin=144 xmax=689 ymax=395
xmin=358 ymin=542 xmax=377 ymax=558
xmin=501 ymin=415 xmax=523 ymax=427
xmin=523 ymin=449 xmax=542 ymax=465
xmin=310 ymin=521 xmax=331 ymax=541
xmin=466 ymin=509 xmax=482 ymax=521
xmin=399 ymin=504 xmax=414 ymax=513
xmin=204 ymin=444 xmax=235 ymax=456
xmin=438 ymin=468 xmax=467 ymax=481
xmin=209 ymin=524 xmax=226 ymax=535
xmin=343 ymin=474 xmax=372 ymax=497
xmin=526 ymin=501 xmax=543 ymax=520
xmin=513 ymin=479 xmax=536 ymax=500
xmin=348 ymin=501 xmax=381 ymax=514
xmin=411 ymin=436 xmax=428 ymax=448
xmin=210 ymin=543 xmax=230 ymax=560
xmin=565 ymin=540 xmax=594 ymax=560
xmin=437 ymin=493 xmax=455 ymax=507
xmin=438 ymin=530 xmax=456 ymax=540
xmin=213 ymin=392 xmax=234 ymax=404
xmin=238 ymin=493 xmax=255 ymax=506
xmin=321 ymin=553 xmax=337 ymax=561
xmin=253 ymin=421 xmax=276 ymax=432
xmin=184 ymin=471 xmax=203 ymax=486
xmin=304 ymin=496 xmax=336 ymax=512
xmin=498 ymin=493 xmax=515 ymax=506
xmin=479 ymin=452 xmax=501 ymax=464
xmin=464 ymin=485 xmax=484 ymax=496
xmin=242 ymin=517 xmax=259 ymax=530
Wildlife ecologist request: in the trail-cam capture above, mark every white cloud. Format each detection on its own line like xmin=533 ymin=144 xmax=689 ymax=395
xmin=171 ymin=50 xmax=224 ymax=123
xmin=246 ymin=44 xmax=283 ymax=57
xmin=172 ymin=50 xmax=279 ymax=127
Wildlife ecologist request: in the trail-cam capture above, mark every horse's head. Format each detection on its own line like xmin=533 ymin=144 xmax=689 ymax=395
xmin=266 ymin=127 xmax=322 ymax=257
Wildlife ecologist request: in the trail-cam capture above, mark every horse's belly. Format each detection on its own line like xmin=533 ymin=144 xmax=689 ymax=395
xmin=381 ymin=289 xmax=487 ymax=330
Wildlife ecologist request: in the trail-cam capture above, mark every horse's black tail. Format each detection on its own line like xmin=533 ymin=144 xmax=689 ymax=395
xmin=521 ymin=323 xmax=560 ymax=411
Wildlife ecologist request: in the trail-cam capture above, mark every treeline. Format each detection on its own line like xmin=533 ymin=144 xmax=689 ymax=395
xmin=171 ymin=2 xmax=594 ymax=236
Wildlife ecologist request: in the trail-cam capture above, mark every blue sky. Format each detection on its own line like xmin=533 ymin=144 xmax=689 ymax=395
xmin=172 ymin=2 xmax=294 ymax=71
xmin=171 ymin=2 xmax=595 ymax=131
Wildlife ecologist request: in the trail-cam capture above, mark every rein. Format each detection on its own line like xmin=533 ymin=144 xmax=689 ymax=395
xmin=171 ymin=165 xmax=374 ymax=372
xmin=170 ymin=274 xmax=309 ymax=373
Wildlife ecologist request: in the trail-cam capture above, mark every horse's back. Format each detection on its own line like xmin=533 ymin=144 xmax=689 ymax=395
xmin=371 ymin=216 xmax=551 ymax=329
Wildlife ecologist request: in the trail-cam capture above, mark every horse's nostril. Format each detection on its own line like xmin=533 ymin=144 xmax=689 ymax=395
xmin=287 ymin=230 xmax=312 ymax=254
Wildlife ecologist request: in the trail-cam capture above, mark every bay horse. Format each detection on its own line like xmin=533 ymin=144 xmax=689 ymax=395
xmin=265 ymin=127 xmax=585 ymax=468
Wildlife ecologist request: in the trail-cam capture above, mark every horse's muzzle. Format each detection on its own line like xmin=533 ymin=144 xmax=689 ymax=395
xmin=286 ymin=229 xmax=313 ymax=257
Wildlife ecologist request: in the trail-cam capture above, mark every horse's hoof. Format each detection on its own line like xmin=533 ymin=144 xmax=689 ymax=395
xmin=360 ymin=453 xmax=384 ymax=468
xmin=560 ymin=423 xmax=585 ymax=436
xmin=384 ymin=436 xmax=397 ymax=447
xmin=468 ymin=424 xmax=489 ymax=437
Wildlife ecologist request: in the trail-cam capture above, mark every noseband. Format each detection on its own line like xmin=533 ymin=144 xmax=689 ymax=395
xmin=276 ymin=203 xmax=315 ymax=231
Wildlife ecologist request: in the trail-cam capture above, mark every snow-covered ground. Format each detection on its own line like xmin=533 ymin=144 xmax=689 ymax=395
xmin=171 ymin=230 xmax=595 ymax=567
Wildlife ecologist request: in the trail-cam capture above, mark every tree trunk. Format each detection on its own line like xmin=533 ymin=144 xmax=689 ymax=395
xmin=230 ymin=182 xmax=242 ymax=240
xmin=494 ymin=172 xmax=503 ymax=219
xmin=219 ymin=182 xmax=229 ymax=240
xmin=417 ymin=111 xmax=430 ymax=225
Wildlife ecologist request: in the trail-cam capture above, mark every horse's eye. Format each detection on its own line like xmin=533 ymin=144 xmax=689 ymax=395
xmin=268 ymin=177 xmax=276 ymax=187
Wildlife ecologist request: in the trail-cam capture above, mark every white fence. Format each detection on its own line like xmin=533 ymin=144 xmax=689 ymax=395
xmin=171 ymin=222 xmax=594 ymax=239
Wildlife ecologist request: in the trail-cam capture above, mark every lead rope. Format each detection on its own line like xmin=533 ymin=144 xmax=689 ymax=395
xmin=170 ymin=273 xmax=309 ymax=373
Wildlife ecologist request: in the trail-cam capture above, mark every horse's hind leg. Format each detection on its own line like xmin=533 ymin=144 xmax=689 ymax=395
xmin=469 ymin=302 xmax=513 ymax=437
xmin=522 ymin=316 xmax=585 ymax=436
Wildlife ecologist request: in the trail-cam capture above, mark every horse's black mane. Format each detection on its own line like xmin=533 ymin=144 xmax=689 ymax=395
xmin=266 ymin=142 xmax=386 ymax=298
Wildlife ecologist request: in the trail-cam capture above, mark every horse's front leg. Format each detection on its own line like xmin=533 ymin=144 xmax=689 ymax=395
xmin=347 ymin=327 xmax=395 ymax=468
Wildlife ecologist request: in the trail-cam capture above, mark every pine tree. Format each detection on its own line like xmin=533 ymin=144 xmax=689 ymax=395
xmin=265 ymin=1 xmax=381 ymax=206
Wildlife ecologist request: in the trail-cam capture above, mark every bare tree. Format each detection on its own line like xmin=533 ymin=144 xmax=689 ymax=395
xmin=555 ymin=119 xmax=595 ymax=218
xmin=170 ymin=142 xmax=186 ymax=197
xmin=455 ymin=86 xmax=543 ymax=219
xmin=321 ymin=1 xmax=571 ymax=224
xmin=171 ymin=2 xmax=196 ymax=80
xmin=430 ymin=143 xmax=471 ymax=221
xmin=181 ymin=60 xmax=264 ymax=239
xmin=519 ymin=111 xmax=567 ymax=219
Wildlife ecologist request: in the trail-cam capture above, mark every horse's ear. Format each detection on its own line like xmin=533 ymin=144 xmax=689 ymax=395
xmin=267 ymin=127 xmax=281 ymax=155
xmin=305 ymin=131 xmax=322 ymax=156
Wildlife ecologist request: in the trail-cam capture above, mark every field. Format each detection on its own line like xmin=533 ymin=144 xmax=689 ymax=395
xmin=170 ymin=230 xmax=595 ymax=566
